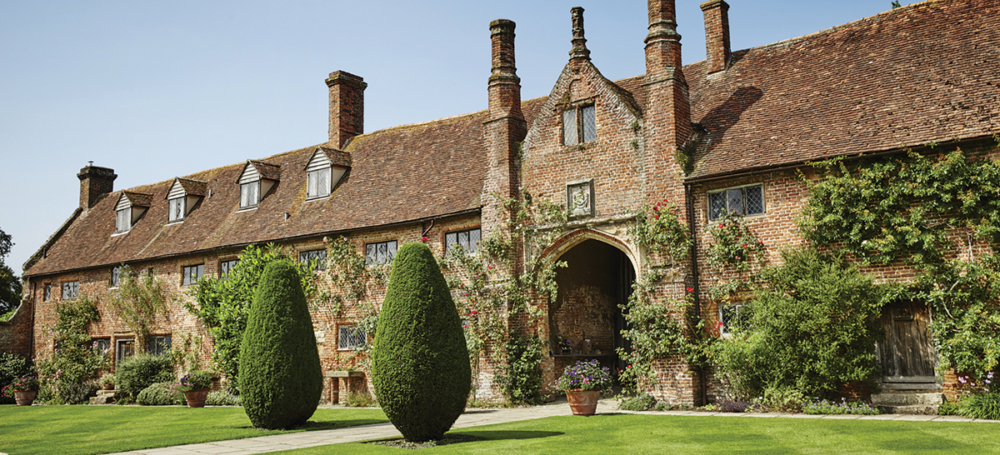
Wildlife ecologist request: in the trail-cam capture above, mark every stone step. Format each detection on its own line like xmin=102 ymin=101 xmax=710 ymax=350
xmin=871 ymin=392 xmax=942 ymax=406
xmin=879 ymin=404 xmax=940 ymax=415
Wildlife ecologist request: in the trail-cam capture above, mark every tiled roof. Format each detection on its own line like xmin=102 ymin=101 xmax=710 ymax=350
xmin=684 ymin=0 xmax=1000 ymax=179
xmin=23 ymin=0 xmax=996 ymax=276
xmin=24 ymin=109 xmax=507 ymax=277
xmin=174 ymin=178 xmax=207 ymax=197
xmin=122 ymin=191 xmax=153 ymax=207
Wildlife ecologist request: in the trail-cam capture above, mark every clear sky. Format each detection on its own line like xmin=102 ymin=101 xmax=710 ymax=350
xmin=0 ymin=0 xmax=917 ymax=274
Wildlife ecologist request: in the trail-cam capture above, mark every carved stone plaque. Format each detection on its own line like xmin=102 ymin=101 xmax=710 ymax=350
xmin=567 ymin=180 xmax=594 ymax=218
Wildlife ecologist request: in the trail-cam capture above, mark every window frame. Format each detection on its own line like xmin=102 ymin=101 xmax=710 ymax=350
xmin=365 ymin=240 xmax=398 ymax=266
xmin=182 ymin=264 xmax=205 ymax=287
xmin=707 ymin=183 xmax=766 ymax=221
xmin=719 ymin=303 xmax=747 ymax=337
xmin=299 ymin=249 xmax=327 ymax=271
xmin=562 ymin=103 xmax=597 ymax=146
xmin=306 ymin=167 xmax=333 ymax=200
xmin=115 ymin=207 xmax=132 ymax=233
xmin=239 ymin=181 xmax=261 ymax=209
xmin=168 ymin=196 xmax=186 ymax=222
xmin=445 ymin=228 xmax=482 ymax=256
xmin=44 ymin=284 xmax=51 ymax=302
xmin=219 ymin=259 xmax=239 ymax=277
xmin=337 ymin=325 xmax=367 ymax=351
xmin=110 ymin=265 xmax=123 ymax=288
xmin=92 ymin=338 xmax=111 ymax=357
xmin=146 ymin=335 xmax=172 ymax=356
xmin=61 ymin=281 xmax=79 ymax=300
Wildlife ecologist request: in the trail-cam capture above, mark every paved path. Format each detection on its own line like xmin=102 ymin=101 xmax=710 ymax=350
xmin=108 ymin=400 xmax=989 ymax=455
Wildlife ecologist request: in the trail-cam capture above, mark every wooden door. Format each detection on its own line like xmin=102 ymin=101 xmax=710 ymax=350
xmin=878 ymin=301 xmax=936 ymax=383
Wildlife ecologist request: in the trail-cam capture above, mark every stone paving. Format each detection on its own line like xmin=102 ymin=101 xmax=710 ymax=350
xmin=106 ymin=399 xmax=991 ymax=455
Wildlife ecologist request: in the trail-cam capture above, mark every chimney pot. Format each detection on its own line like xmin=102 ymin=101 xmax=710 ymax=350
xmin=326 ymin=70 xmax=367 ymax=149
xmin=701 ymin=0 xmax=731 ymax=73
xmin=488 ymin=19 xmax=523 ymax=120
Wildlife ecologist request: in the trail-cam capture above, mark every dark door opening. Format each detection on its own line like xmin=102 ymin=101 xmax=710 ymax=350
xmin=878 ymin=301 xmax=936 ymax=384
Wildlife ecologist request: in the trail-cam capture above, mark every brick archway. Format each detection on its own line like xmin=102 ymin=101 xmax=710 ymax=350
xmin=540 ymin=228 xmax=638 ymax=273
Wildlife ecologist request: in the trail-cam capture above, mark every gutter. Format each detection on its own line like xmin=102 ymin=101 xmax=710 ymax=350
xmin=23 ymin=207 xmax=481 ymax=279
xmin=684 ymin=136 xmax=996 ymax=185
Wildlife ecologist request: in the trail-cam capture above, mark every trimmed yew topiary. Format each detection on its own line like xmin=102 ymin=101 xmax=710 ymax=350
xmin=239 ymin=259 xmax=323 ymax=429
xmin=372 ymin=242 xmax=470 ymax=442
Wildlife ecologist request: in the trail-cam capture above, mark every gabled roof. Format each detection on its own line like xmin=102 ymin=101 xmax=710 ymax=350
xmin=683 ymin=0 xmax=1000 ymax=179
xmin=171 ymin=178 xmax=207 ymax=198
xmin=119 ymin=191 xmax=153 ymax=208
xmin=309 ymin=146 xmax=352 ymax=169
xmin=23 ymin=0 xmax=997 ymax=277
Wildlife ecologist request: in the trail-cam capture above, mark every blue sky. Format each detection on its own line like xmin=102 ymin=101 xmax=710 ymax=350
xmin=0 ymin=0 xmax=916 ymax=274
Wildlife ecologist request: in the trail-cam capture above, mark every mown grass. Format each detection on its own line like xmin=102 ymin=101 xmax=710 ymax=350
xmin=0 ymin=405 xmax=387 ymax=455
xmin=281 ymin=414 xmax=1000 ymax=454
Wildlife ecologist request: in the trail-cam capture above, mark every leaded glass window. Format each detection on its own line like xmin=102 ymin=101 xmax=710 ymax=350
xmin=61 ymin=281 xmax=79 ymax=300
xmin=44 ymin=284 xmax=51 ymax=301
xmin=299 ymin=249 xmax=327 ymax=271
xmin=562 ymin=110 xmax=578 ymax=145
xmin=720 ymin=304 xmax=746 ymax=336
xmin=182 ymin=264 xmax=204 ymax=286
xmin=92 ymin=339 xmax=111 ymax=356
xmin=307 ymin=167 xmax=332 ymax=199
xmin=240 ymin=181 xmax=260 ymax=209
xmin=445 ymin=228 xmax=481 ymax=255
xmin=365 ymin=240 xmax=398 ymax=266
xmin=110 ymin=266 xmax=123 ymax=288
xmin=220 ymin=259 xmax=238 ymax=277
xmin=708 ymin=184 xmax=765 ymax=220
xmin=147 ymin=335 xmax=172 ymax=356
xmin=116 ymin=208 xmax=131 ymax=233
xmin=168 ymin=197 xmax=186 ymax=222
xmin=582 ymin=105 xmax=596 ymax=142
xmin=338 ymin=326 xmax=366 ymax=350
xmin=562 ymin=104 xmax=597 ymax=146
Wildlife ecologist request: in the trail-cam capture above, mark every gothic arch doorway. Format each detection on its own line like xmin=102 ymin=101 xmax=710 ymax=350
xmin=548 ymin=237 xmax=636 ymax=379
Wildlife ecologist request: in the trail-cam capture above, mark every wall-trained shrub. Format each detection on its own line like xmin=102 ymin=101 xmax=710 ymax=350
xmin=372 ymin=242 xmax=470 ymax=442
xmin=240 ymin=259 xmax=323 ymax=429
xmin=117 ymin=353 xmax=175 ymax=397
xmin=710 ymin=248 xmax=883 ymax=400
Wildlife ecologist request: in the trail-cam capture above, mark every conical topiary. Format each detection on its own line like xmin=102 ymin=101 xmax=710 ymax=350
xmin=372 ymin=242 xmax=471 ymax=442
xmin=239 ymin=259 xmax=323 ymax=429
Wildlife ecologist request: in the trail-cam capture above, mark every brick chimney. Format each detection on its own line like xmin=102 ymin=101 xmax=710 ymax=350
xmin=326 ymin=70 xmax=367 ymax=149
xmin=642 ymin=0 xmax=691 ymax=206
xmin=77 ymin=164 xmax=117 ymax=211
xmin=701 ymin=0 xmax=731 ymax=73
xmin=481 ymin=18 xmax=527 ymax=246
xmin=569 ymin=7 xmax=591 ymax=63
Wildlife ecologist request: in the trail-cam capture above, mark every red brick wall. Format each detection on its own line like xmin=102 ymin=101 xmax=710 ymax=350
xmin=0 ymin=297 xmax=33 ymax=357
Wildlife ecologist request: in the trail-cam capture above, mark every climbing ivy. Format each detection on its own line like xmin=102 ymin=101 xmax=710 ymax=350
xmin=799 ymin=141 xmax=1000 ymax=381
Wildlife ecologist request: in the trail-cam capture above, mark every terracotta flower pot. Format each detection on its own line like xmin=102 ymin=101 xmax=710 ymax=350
xmin=183 ymin=388 xmax=211 ymax=408
xmin=566 ymin=390 xmax=600 ymax=416
xmin=14 ymin=390 xmax=38 ymax=406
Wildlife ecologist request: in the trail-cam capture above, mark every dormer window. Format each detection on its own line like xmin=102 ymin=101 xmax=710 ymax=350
xmin=305 ymin=147 xmax=351 ymax=200
xmin=237 ymin=160 xmax=280 ymax=210
xmin=114 ymin=191 xmax=152 ymax=234
xmin=166 ymin=178 xmax=206 ymax=223
xmin=562 ymin=104 xmax=596 ymax=146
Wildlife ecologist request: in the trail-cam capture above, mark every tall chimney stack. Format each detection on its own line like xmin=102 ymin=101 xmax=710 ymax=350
xmin=701 ymin=0 xmax=731 ymax=73
xmin=569 ymin=7 xmax=591 ymax=63
xmin=77 ymin=164 xmax=117 ymax=211
xmin=641 ymin=0 xmax=691 ymax=205
xmin=326 ymin=71 xmax=367 ymax=149
xmin=482 ymin=19 xmax=527 ymax=246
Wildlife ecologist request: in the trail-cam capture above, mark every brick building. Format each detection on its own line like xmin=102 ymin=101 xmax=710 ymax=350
xmin=4 ymin=0 xmax=999 ymax=406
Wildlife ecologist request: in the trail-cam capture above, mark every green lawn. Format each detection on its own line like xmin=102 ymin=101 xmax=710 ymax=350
xmin=0 ymin=405 xmax=387 ymax=455
xmin=281 ymin=414 xmax=1000 ymax=454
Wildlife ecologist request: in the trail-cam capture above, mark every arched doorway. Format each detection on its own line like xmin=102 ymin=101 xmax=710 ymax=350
xmin=548 ymin=238 xmax=636 ymax=380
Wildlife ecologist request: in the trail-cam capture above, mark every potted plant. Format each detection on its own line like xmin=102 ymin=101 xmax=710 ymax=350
xmin=557 ymin=359 xmax=612 ymax=416
xmin=178 ymin=370 xmax=213 ymax=408
xmin=99 ymin=373 xmax=116 ymax=391
xmin=3 ymin=375 xmax=40 ymax=406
